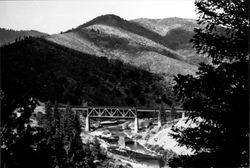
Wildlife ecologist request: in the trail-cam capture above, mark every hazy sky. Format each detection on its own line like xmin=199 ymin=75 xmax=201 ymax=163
xmin=0 ymin=0 xmax=197 ymax=34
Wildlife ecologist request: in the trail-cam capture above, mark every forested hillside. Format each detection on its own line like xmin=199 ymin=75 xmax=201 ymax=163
xmin=1 ymin=37 xmax=174 ymax=110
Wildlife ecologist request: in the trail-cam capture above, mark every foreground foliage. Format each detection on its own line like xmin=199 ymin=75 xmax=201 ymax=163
xmin=2 ymin=102 xmax=107 ymax=168
xmin=170 ymin=0 xmax=249 ymax=167
xmin=42 ymin=103 xmax=107 ymax=168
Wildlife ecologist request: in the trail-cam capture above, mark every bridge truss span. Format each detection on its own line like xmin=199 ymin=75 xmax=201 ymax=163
xmin=87 ymin=107 xmax=136 ymax=118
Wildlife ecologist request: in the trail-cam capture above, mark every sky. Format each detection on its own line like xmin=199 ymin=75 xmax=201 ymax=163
xmin=0 ymin=0 xmax=197 ymax=34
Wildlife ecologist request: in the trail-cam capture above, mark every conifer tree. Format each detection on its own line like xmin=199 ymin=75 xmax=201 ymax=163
xmin=44 ymin=101 xmax=54 ymax=134
xmin=43 ymin=104 xmax=104 ymax=168
xmin=170 ymin=0 xmax=249 ymax=167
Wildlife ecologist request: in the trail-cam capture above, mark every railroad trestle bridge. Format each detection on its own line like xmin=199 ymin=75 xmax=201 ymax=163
xmin=58 ymin=106 xmax=186 ymax=133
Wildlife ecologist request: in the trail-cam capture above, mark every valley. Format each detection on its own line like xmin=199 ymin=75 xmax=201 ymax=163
xmin=2 ymin=14 xmax=202 ymax=168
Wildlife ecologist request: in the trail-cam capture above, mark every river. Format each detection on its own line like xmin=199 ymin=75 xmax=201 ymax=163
xmin=94 ymin=122 xmax=164 ymax=168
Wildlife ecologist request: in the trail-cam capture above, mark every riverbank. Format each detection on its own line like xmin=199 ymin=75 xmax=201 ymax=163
xmin=80 ymin=117 xmax=193 ymax=168
xmin=123 ymin=118 xmax=193 ymax=155
xmin=123 ymin=130 xmax=160 ymax=157
xmin=81 ymin=127 xmax=162 ymax=168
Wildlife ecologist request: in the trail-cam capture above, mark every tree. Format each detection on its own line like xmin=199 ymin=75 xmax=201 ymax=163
xmin=170 ymin=0 xmax=249 ymax=167
xmin=42 ymin=104 xmax=108 ymax=168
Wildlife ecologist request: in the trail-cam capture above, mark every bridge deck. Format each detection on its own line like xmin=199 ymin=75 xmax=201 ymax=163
xmin=58 ymin=106 xmax=185 ymax=118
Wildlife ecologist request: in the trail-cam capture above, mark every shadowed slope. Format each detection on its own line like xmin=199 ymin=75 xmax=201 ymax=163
xmin=2 ymin=37 xmax=175 ymax=107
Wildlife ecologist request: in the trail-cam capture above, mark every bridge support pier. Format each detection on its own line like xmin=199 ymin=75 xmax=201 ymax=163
xmin=158 ymin=109 xmax=162 ymax=128
xmin=134 ymin=116 xmax=138 ymax=133
xmin=158 ymin=118 xmax=162 ymax=128
xmin=118 ymin=136 xmax=126 ymax=148
xmin=85 ymin=116 xmax=90 ymax=132
xmin=181 ymin=112 xmax=185 ymax=118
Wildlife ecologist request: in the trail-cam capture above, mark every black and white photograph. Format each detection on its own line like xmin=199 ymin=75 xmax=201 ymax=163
xmin=0 ymin=0 xmax=249 ymax=167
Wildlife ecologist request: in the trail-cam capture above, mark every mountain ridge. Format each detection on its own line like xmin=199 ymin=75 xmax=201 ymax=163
xmin=131 ymin=17 xmax=198 ymax=36
xmin=45 ymin=14 xmax=198 ymax=79
xmin=0 ymin=28 xmax=48 ymax=46
xmin=77 ymin=14 xmax=171 ymax=48
xmin=131 ymin=17 xmax=208 ymax=65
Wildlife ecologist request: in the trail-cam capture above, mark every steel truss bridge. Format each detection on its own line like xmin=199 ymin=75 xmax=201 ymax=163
xmin=58 ymin=106 xmax=186 ymax=133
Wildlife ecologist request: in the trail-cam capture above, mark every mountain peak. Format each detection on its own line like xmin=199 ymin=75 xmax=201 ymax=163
xmin=78 ymin=14 xmax=125 ymax=29
xmin=90 ymin=14 xmax=123 ymax=22
xmin=98 ymin=14 xmax=122 ymax=19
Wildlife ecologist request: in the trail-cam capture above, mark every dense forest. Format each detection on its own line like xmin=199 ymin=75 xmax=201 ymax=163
xmin=1 ymin=37 xmax=173 ymax=107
